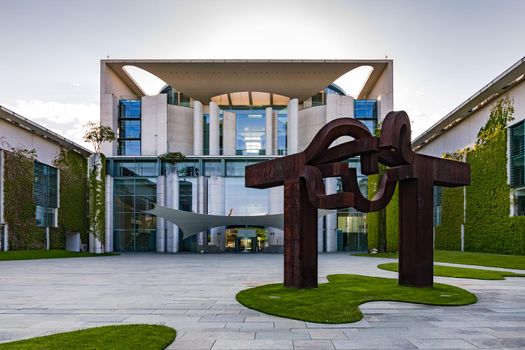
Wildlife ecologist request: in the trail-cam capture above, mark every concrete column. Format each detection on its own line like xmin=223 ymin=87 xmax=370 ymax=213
xmin=197 ymin=176 xmax=208 ymax=247
xmin=325 ymin=178 xmax=338 ymax=252
xmin=267 ymin=186 xmax=284 ymax=246
xmin=223 ymin=111 xmax=236 ymax=156
xmin=287 ymin=98 xmax=299 ymax=154
xmin=156 ymin=176 xmax=166 ymax=252
xmin=166 ymin=172 xmax=180 ymax=253
xmin=0 ymin=150 xmax=4 ymax=225
xmin=2 ymin=224 xmax=8 ymax=251
xmin=318 ymin=215 xmax=324 ymax=253
xmin=209 ymin=102 xmax=220 ymax=155
xmin=45 ymin=227 xmax=50 ymax=250
xmin=105 ymin=175 xmax=113 ymax=252
xmin=209 ymin=176 xmax=225 ymax=248
xmin=326 ymin=94 xmax=355 ymax=146
xmin=265 ymin=107 xmax=273 ymax=155
xmin=193 ymin=101 xmax=203 ymax=155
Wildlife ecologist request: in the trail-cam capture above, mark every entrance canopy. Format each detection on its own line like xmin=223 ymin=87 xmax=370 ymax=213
xmin=148 ymin=204 xmax=334 ymax=239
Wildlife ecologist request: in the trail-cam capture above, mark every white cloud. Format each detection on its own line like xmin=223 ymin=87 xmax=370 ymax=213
xmin=5 ymin=100 xmax=99 ymax=150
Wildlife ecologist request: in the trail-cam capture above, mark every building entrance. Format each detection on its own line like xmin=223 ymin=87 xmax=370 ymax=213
xmin=225 ymin=227 xmax=267 ymax=252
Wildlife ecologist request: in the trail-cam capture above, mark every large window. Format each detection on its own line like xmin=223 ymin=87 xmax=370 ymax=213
xmin=225 ymin=177 xmax=268 ymax=216
xmin=354 ymin=100 xmax=377 ymax=133
xmin=118 ymin=100 xmax=141 ymax=155
xmin=277 ymin=108 xmax=288 ymax=155
xmin=235 ymin=109 xmax=266 ymax=155
xmin=510 ymin=121 xmax=525 ymax=188
xmin=113 ymin=177 xmax=157 ymax=252
xmin=34 ymin=162 xmax=58 ymax=227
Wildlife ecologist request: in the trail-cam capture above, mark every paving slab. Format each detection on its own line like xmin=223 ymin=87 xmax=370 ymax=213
xmin=0 ymin=253 xmax=524 ymax=349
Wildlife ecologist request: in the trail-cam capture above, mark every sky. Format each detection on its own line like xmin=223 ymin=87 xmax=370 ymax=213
xmin=1 ymin=0 xmax=524 ymax=150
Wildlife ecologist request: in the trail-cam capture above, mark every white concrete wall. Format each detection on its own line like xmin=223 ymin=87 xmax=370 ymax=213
xmin=0 ymin=119 xmax=62 ymax=166
xmin=325 ymin=178 xmax=338 ymax=252
xmin=192 ymin=101 xmax=202 ymax=156
xmin=100 ymin=63 xmax=140 ymax=156
xmin=209 ymin=102 xmax=220 ymax=155
xmin=141 ymin=94 xmax=168 ymax=156
xmin=297 ymin=105 xmax=327 ymax=151
xmin=223 ymin=112 xmax=236 ymax=156
xmin=287 ymin=98 xmax=299 ymax=154
xmin=167 ymin=105 xmax=194 ymax=155
xmin=418 ymin=80 xmax=525 ymax=158
xmin=265 ymin=107 xmax=273 ymax=155
xmin=365 ymin=62 xmax=394 ymax=121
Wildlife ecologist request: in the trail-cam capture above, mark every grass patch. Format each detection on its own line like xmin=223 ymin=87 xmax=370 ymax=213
xmin=354 ymin=250 xmax=525 ymax=270
xmin=0 ymin=324 xmax=176 ymax=349
xmin=0 ymin=250 xmax=118 ymax=261
xmin=378 ymin=262 xmax=525 ymax=280
xmin=236 ymin=274 xmax=476 ymax=324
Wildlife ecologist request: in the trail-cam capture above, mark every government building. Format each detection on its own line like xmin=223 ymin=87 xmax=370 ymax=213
xmin=100 ymin=59 xmax=393 ymax=253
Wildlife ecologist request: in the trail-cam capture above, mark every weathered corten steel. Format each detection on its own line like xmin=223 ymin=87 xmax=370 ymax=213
xmin=245 ymin=111 xmax=470 ymax=289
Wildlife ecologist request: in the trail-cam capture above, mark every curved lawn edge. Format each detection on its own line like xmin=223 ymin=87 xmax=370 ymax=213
xmin=378 ymin=262 xmax=525 ymax=280
xmin=0 ymin=324 xmax=176 ymax=350
xmin=236 ymin=274 xmax=477 ymax=324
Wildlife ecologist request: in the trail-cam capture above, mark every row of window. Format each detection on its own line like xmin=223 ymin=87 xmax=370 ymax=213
xmin=118 ymin=100 xmax=142 ymax=156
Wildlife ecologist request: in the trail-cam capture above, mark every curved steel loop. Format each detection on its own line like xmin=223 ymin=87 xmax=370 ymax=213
xmin=378 ymin=111 xmax=414 ymax=166
xmin=303 ymin=118 xmax=372 ymax=165
xmin=302 ymin=165 xmax=354 ymax=209
xmin=340 ymin=168 xmax=398 ymax=213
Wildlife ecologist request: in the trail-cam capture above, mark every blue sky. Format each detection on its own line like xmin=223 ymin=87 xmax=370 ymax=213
xmin=1 ymin=0 xmax=524 ymax=148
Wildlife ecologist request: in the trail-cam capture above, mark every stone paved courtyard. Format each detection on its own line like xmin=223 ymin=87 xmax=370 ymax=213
xmin=0 ymin=253 xmax=524 ymax=349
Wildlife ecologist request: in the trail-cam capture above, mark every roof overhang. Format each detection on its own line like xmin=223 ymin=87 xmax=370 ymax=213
xmin=413 ymin=56 xmax=525 ymax=150
xmin=104 ymin=59 xmax=391 ymax=102
xmin=0 ymin=105 xmax=92 ymax=157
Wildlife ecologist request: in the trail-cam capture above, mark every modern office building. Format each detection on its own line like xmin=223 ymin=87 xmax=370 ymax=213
xmin=100 ymin=59 xmax=393 ymax=253
xmin=0 ymin=105 xmax=91 ymax=251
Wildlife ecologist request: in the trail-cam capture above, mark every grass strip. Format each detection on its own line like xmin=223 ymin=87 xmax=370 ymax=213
xmin=0 ymin=324 xmax=176 ymax=350
xmin=353 ymin=250 xmax=525 ymax=270
xmin=236 ymin=274 xmax=476 ymax=324
xmin=378 ymin=262 xmax=525 ymax=280
xmin=0 ymin=250 xmax=118 ymax=261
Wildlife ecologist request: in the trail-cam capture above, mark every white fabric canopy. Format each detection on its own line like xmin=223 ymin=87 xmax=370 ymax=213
xmin=148 ymin=204 xmax=335 ymax=239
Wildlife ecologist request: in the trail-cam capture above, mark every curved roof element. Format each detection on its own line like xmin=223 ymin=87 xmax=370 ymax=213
xmin=104 ymin=59 xmax=390 ymax=102
xmin=148 ymin=204 xmax=334 ymax=239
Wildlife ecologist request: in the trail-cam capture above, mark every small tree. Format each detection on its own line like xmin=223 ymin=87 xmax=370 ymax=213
xmin=83 ymin=122 xmax=115 ymax=253
xmin=159 ymin=152 xmax=186 ymax=175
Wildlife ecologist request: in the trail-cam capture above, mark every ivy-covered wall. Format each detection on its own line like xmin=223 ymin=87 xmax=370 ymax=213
xmin=3 ymin=150 xmax=41 ymax=250
xmin=367 ymin=173 xmax=399 ymax=252
xmin=464 ymin=131 xmax=525 ymax=254
xmin=434 ymin=186 xmax=463 ymax=251
xmin=51 ymin=148 xmax=89 ymax=248
xmin=435 ymin=97 xmax=525 ymax=255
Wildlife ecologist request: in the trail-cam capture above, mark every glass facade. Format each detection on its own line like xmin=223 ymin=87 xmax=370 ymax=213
xmin=234 ymin=108 xmax=266 ymax=155
xmin=510 ymin=121 xmax=525 ymax=188
xmin=433 ymin=186 xmax=443 ymax=226
xmin=225 ymin=177 xmax=268 ymax=216
xmin=277 ymin=108 xmax=288 ymax=155
xmin=112 ymin=159 xmax=157 ymax=252
xmin=354 ymin=100 xmax=378 ymax=133
xmin=118 ymin=100 xmax=141 ymax=155
xmin=34 ymin=161 xmax=58 ymax=227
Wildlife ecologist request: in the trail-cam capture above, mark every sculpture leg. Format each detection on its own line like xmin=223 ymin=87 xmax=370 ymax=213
xmin=284 ymin=179 xmax=318 ymax=288
xmin=398 ymin=175 xmax=434 ymax=287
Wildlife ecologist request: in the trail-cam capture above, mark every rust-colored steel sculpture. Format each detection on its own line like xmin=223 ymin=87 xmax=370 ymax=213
xmin=246 ymin=111 xmax=470 ymax=289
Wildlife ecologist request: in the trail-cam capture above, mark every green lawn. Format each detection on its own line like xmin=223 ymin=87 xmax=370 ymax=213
xmin=236 ymin=274 xmax=477 ymax=324
xmin=354 ymin=250 xmax=525 ymax=270
xmin=378 ymin=262 xmax=525 ymax=280
xmin=0 ymin=325 xmax=176 ymax=350
xmin=0 ymin=250 xmax=118 ymax=261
